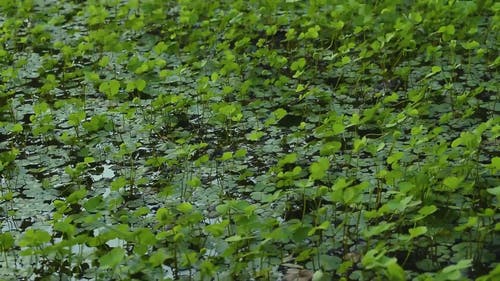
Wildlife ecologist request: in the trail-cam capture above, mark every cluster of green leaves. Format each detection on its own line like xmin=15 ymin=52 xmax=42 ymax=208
xmin=0 ymin=0 xmax=498 ymax=280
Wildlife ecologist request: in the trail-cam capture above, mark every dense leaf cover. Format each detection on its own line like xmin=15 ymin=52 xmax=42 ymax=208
xmin=0 ymin=0 xmax=499 ymax=280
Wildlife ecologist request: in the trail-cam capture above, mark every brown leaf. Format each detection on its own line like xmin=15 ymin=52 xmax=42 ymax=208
xmin=283 ymin=268 xmax=313 ymax=281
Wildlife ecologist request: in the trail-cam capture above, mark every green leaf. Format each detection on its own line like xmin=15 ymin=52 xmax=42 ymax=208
xmin=383 ymin=92 xmax=399 ymax=103
xmin=337 ymin=56 xmax=351 ymax=66
xmin=332 ymin=123 xmax=345 ymax=135
xmin=205 ymin=220 xmax=229 ymax=237
xmin=278 ymin=153 xmax=297 ymax=167
xmin=320 ymin=141 xmax=342 ymax=156
xmin=135 ymin=62 xmax=149 ymax=74
xmin=135 ymin=79 xmax=146 ymax=91
xmin=424 ymin=65 xmax=442 ymax=79
xmin=353 ymin=136 xmax=367 ymax=153
xmin=431 ymin=66 xmax=442 ymax=73
xmin=84 ymin=196 xmax=104 ymax=212
xmin=273 ymin=108 xmax=287 ymax=120
xmin=409 ymin=226 xmax=427 ymax=238
xmin=181 ymin=251 xmax=198 ymax=267
xmin=19 ymin=229 xmax=51 ymax=247
xmin=303 ymin=25 xmax=320 ymax=39
xmin=67 ymin=188 xmax=87 ymax=203
xmin=332 ymin=20 xmax=344 ymax=30
xmin=413 ymin=205 xmax=437 ymax=221
xmin=234 ymin=148 xmax=247 ymax=158
xmin=409 ymin=12 xmax=422 ymax=24
xmin=98 ymin=56 xmax=110 ymax=67
xmin=126 ymin=81 xmax=136 ymax=92
xmin=156 ymin=207 xmax=171 ymax=225
xmin=176 ymin=202 xmax=193 ymax=213
xmin=149 ymin=249 xmax=168 ymax=267
xmin=111 ymin=176 xmax=127 ymax=191
xmin=0 ymin=232 xmax=15 ymax=251
xmin=10 ymin=123 xmax=23 ymax=133
xmin=310 ymin=157 xmax=329 ymax=180
xmin=218 ymin=151 xmax=233 ymax=161
xmin=332 ymin=177 xmax=352 ymax=190
xmin=308 ymin=221 xmax=330 ymax=236
xmin=443 ymin=176 xmax=464 ymax=191
xmin=461 ymin=40 xmax=480 ymax=50
xmin=386 ymin=261 xmax=406 ymax=281
xmin=312 ymin=270 xmax=324 ymax=281
xmin=99 ymin=79 xmax=120 ymax=98
xmin=135 ymin=228 xmax=157 ymax=245
xmin=438 ymin=24 xmax=455 ymax=35
xmin=362 ymin=222 xmax=395 ymax=238
xmin=153 ymin=41 xmax=168 ymax=54
xmin=436 ymin=259 xmax=472 ymax=280
xmin=455 ymin=216 xmax=478 ymax=232
xmin=387 ymin=151 xmax=404 ymax=165
xmin=225 ymin=235 xmax=243 ymax=242
xmin=362 ymin=248 xmax=386 ymax=269
xmin=187 ymin=176 xmax=201 ymax=187
xmin=487 ymin=186 xmax=500 ymax=196
xmin=200 ymin=260 xmax=217 ymax=277
xmin=99 ymin=247 xmax=125 ymax=269
xmin=342 ymin=188 xmax=360 ymax=204
xmin=54 ymin=219 xmax=76 ymax=236
xmin=291 ymin=58 xmax=306 ymax=71
xmin=296 ymin=248 xmax=315 ymax=262
xmin=489 ymin=157 xmax=500 ymax=172
xmin=84 ymin=157 xmax=95 ymax=164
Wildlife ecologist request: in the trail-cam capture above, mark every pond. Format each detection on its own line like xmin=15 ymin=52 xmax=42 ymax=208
xmin=0 ymin=0 xmax=499 ymax=280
